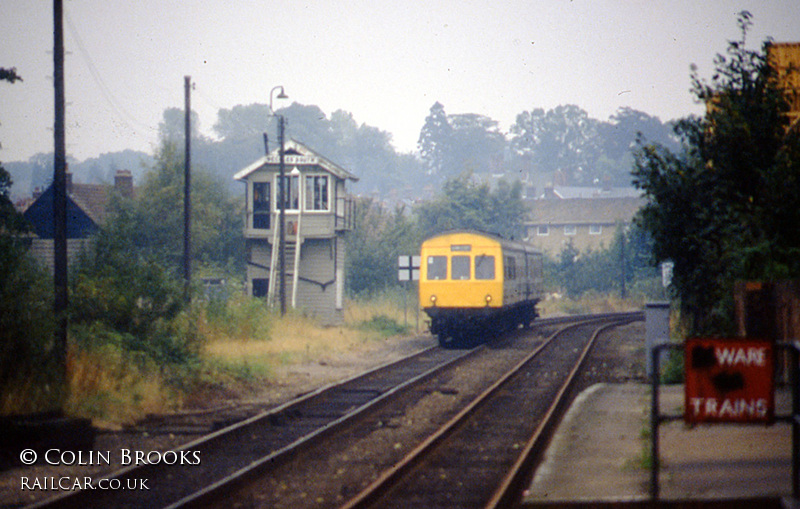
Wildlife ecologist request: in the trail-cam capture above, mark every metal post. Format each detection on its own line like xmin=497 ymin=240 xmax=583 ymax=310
xmin=650 ymin=344 xmax=661 ymax=500
xmin=53 ymin=0 xmax=68 ymax=378
xmin=278 ymin=115 xmax=286 ymax=316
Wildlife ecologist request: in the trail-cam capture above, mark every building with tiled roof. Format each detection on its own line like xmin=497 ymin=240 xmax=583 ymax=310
xmin=525 ymin=194 xmax=644 ymax=256
xmin=19 ymin=170 xmax=134 ymax=272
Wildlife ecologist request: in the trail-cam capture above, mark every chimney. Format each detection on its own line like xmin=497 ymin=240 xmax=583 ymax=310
xmin=114 ymin=169 xmax=133 ymax=198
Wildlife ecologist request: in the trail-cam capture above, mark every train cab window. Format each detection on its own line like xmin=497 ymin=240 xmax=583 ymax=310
xmin=427 ymin=256 xmax=447 ymax=280
xmin=451 ymin=255 xmax=470 ymax=280
xmin=475 ymin=255 xmax=495 ymax=280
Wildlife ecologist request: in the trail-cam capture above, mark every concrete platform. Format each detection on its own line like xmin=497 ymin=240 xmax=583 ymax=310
xmin=523 ymin=383 xmax=794 ymax=507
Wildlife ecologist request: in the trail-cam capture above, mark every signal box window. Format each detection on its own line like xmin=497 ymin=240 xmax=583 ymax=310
xmin=252 ymin=278 xmax=269 ymax=298
xmin=475 ymin=255 xmax=495 ymax=280
xmin=427 ymin=256 xmax=447 ymax=280
xmin=277 ymin=175 xmax=300 ymax=210
xmin=305 ymin=175 xmax=329 ymax=211
xmin=451 ymin=255 xmax=470 ymax=280
xmin=253 ymin=182 xmax=270 ymax=229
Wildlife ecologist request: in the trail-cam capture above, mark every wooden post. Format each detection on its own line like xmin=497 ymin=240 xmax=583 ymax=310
xmin=184 ymin=76 xmax=192 ymax=302
xmin=53 ymin=0 xmax=68 ymax=380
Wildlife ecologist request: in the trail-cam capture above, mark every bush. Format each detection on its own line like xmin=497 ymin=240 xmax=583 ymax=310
xmin=357 ymin=314 xmax=409 ymax=337
xmin=0 ymin=237 xmax=57 ymax=389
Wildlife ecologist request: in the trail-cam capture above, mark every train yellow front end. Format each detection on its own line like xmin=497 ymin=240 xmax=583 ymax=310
xmin=420 ymin=231 xmax=504 ymax=309
xmin=419 ymin=231 xmax=542 ymax=346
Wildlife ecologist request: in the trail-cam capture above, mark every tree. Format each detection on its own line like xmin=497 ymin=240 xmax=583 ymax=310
xmin=632 ymin=12 xmax=800 ymax=333
xmin=509 ymin=104 xmax=602 ymax=186
xmin=0 ymin=67 xmax=56 ymax=388
xmin=414 ymin=172 xmax=527 ymax=241
xmin=346 ymin=198 xmax=418 ymax=295
xmin=158 ymin=107 xmax=202 ymax=145
xmin=418 ymin=102 xmax=453 ymax=177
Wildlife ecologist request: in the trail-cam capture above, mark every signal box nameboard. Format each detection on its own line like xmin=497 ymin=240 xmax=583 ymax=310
xmin=684 ymin=338 xmax=774 ymax=424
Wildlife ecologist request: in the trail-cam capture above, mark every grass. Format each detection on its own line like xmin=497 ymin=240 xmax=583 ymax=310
xmin=2 ymin=293 xmax=412 ymax=426
xmin=3 ymin=286 xmax=659 ymax=426
xmin=201 ymin=293 xmax=410 ymax=379
xmin=539 ymin=290 xmax=645 ymax=317
xmin=66 ymin=345 xmax=180 ymax=426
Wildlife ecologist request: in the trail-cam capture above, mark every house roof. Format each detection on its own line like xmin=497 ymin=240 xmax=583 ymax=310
xmin=538 ymin=186 xmax=643 ymax=199
xmin=22 ymin=184 xmax=99 ymax=239
xmin=70 ymin=183 xmax=111 ymax=224
xmin=18 ymin=170 xmax=136 ymax=237
xmin=233 ymin=139 xmax=359 ymax=182
xmin=526 ymin=197 xmax=645 ymax=225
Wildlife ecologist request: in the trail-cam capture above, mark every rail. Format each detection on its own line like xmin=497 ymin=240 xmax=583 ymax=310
xmin=340 ymin=313 xmax=641 ymax=509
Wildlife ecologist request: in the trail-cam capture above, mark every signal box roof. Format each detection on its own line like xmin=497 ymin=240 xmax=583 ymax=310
xmin=233 ymin=139 xmax=358 ymax=182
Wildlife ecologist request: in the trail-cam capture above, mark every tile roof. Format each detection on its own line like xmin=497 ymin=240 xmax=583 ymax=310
xmin=527 ymin=197 xmax=644 ymax=225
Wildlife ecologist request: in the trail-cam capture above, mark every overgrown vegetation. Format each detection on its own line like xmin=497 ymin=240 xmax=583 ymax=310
xmin=11 ymin=15 xmax=793 ymax=423
xmin=633 ymin=12 xmax=800 ymax=334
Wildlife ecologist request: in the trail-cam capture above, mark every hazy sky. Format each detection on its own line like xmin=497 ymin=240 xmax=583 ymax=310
xmin=1 ymin=1 xmax=799 ymax=163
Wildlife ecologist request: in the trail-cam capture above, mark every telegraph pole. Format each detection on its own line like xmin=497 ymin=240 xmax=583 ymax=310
xmin=53 ymin=0 xmax=68 ymax=379
xmin=183 ymin=76 xmax=192 ymax=302
xmin=278 ymin=115 xmax=286 ymax=316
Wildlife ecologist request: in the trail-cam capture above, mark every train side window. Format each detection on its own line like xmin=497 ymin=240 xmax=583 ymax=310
xmin=505 ymin=256 xmax=517 ymax=280
xmin=475 ymin=255 xmax=495 ymax=280
xmin=451 ymin=255 xmax=470 ymax=280
xmin=427 ymin=256 xmax=447 ymax=280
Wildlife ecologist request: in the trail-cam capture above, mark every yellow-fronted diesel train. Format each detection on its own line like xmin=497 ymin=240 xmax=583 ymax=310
xmin=419 ymin=230 xmax=544 ymax=347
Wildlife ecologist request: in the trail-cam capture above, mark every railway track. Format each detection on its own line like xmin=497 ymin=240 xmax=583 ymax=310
xmin=27 ymin=312 xmax=640 ymax=509
xmin=339 ymin=314 xmax=641 ymax=509
xmin=29 ymin=345 xmax=476 ymax=509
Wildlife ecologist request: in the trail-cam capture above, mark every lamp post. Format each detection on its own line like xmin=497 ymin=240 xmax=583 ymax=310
xmin=269 ymin=86 xmax=288 ymax=315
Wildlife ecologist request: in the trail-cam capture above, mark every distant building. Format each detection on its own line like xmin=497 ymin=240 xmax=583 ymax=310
xmin=525 ymin=192 xmax=644 ymax=256
xmin=767 ymin=41 xmax=800 ymax=127
xmin=234 ymin=140 xmax=358 ymax=325
xmin=19 ymin=170 xmax=134 ymax=272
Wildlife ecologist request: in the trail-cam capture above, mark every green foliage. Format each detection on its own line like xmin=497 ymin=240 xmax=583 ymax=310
xmin=0 ymin=165 xmax=58 ymax=386
xmin=414 ymin=173 xmax=527 ymax=240
xmin=632 ymin=13 xmax=800 ymax=334
xmin=130 ymin=141 xmax=244 ymax=271
xmin=346 ymin=197 xmax=419 ymax=296
xmin=70 ymin=227 xmax=200 ymax=365
xmin=67 ymin=138 xmax=244 ymax=368
xmin=545 ymin=223 xmax=660 ymax=299
xmin=357 ymin=314 xmax=409 ymax=337
xmin=661 ymin=350 xmax=685 ymax=384
xmin=204 ymin=290 xmax=273 ymax=341
xmin=418 ymin=102 xmax=508 ymax=183
xmin=0 ymin=237 xmax=56 ymax=385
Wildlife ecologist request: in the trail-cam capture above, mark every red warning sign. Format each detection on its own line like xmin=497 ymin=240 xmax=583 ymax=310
xmin=684 ymin=338 xmax=774 ymax=424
